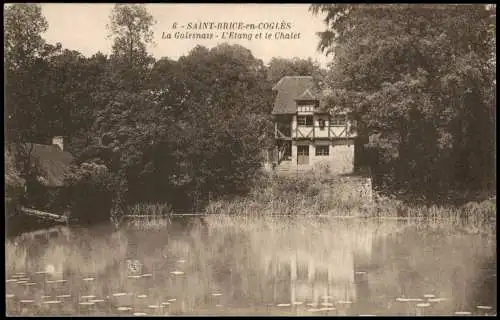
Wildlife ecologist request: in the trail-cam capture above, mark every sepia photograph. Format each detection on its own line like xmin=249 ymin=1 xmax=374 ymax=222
xmin=4 ymin=3 xmax=496 ymax=316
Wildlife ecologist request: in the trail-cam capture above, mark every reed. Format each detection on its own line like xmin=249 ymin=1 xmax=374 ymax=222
xmin=5 ymin=241 xmax=28 ymax=274
xmin=125 ymin=203 xmax=173 ymax=230
xmin=204 ymin=175 xmax=495 ymax=233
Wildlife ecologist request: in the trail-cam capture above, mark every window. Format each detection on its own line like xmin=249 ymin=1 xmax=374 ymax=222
xmin=297 ymin=115 xmax=313 ymax=126
xmin=318 ymin=119 xmax=326 ymax=129
xmin=315 ymin=146 xmax=329 ymax=156
xmin=297 ymin=145 xmax=309 ymax=156
xmin=330 ymin=115 xmax=346 ymax=126
xmin=298 ymin=104 xmax=315 ymax=113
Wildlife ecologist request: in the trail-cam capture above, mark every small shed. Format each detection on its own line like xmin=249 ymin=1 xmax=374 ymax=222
xmin=16 ymin=137 xmax=74 ymax=212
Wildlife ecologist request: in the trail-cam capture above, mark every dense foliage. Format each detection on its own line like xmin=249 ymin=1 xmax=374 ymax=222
xmin=311 ymin=4 xmax=496 ymax=203
xmin=4 ymin=4 xmax=278 ymax=223
xmin=267 ymin=57 xmax=327 ymax=86
xmin=5 ymin=149 xmax=25 ymax=220
xmin=64 ymin=161 xmax=116 ymax=224
xmin=4 ymin=4 xmax=496 ymax=226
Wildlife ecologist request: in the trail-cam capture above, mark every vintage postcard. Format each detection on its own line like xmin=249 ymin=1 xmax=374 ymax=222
xmin=4 ymin=3 xmax=496 ymax=316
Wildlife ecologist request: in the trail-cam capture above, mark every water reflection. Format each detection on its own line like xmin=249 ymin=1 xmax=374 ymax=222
xmin=263 ymin=226 xmax=369 ymax=310
xmin=5 ymin=217 xmax=497 ymax=316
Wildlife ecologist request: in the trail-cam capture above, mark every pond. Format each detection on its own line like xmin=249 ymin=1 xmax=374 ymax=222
xmin=5 ymin=216 xmax=497 ymax=316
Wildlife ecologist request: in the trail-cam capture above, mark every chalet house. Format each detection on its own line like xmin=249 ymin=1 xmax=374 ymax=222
xmin=270 ymin=76 xmax=363 ymax=175
xmin=17 ymin=136 xmax=74 ymax=213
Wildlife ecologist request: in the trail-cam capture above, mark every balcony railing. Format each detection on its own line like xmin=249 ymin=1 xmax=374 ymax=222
xmin=297 ymin=124 xmax=356 ymax=139
xmin=275 ymin=128 xmax=292 ymax=140
xmin=275 ymin=121 xmax=358 ymax=140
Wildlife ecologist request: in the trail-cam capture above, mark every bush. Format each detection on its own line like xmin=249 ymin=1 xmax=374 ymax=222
xmin=5 ymin=148 xmax=26 ymax=236
xmin=64 ymin=161 xmax=116 ymax=225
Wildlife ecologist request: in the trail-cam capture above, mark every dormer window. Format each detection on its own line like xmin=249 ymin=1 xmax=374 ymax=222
xmin=297 ymin=104 xmax=316 ymax=113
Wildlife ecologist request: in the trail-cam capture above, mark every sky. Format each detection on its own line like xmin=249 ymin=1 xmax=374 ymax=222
xmin=40 ymin=3 xmax=332 ymax=67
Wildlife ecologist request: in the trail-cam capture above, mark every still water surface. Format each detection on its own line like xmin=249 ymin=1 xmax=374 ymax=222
xmin=5 ymin=216 xmax=497 ymax=316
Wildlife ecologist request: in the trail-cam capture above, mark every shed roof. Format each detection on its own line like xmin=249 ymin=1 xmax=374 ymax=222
xmin=21 ymin=143 xmax=74 ymax=187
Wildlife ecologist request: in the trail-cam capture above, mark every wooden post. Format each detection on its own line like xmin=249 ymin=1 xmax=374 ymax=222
xmin=290 ymin=255 xmax=297 ymax=306
xmin=345 ymin=113 xmax=349 ymax=138
xmin=328 ymin=116 xmax=331 ymax=139
xmin=291 ymin=254 xmax=297 ymax=281
xmin=308 ymin=257 xmax=315 ymax=283
xmin=273 ymin=257 xmax=277 ymax=303
xmin=312 ymin=124 xmax=315 ymax=140
xmin=295 ymin=115 xmax=298 ymax=139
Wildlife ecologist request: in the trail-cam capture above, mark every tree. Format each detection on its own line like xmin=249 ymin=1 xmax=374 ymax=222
xmin=4 ymin=4 xmax=59 ymax=196
xmin=64 ymin=160 xmax=117 ymax=225
xmin=144 ymin=44 xmax=274 ymax=205
xmin=4 ymin=4 xmax=48 ymax=71
xmin=86 ymin=4 xmax=158 ymax=220
xmin=5 ymin=148 xmax=25 ymax=220
xmin=5 ymin=4 xmax=49 ymax=144
xmin=267 ymin=57 xmax=326 ymax=87
xmin=107 ymin=4 xmax=156 ymax=91
xmin=311 ymin=4 xmax=496 ymax=202
xmin=85 ymin=43 xmax=274 ymax=214
xmin=174 ymin=44 xmax=273 ymax=198
xmin=4 ymin=4 xmax=83 ymax=147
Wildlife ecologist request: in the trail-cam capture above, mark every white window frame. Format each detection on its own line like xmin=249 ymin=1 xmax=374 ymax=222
xmin=315 ymin=145 xmax=329 ymax=156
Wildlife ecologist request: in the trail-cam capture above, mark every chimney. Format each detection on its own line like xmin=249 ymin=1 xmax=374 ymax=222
xmin=52 ymin=136 xmax=64 ymax=151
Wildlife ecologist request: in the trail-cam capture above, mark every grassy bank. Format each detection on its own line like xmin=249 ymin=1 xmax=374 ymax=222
xmin=121 ymin=174 xmax=495 ymax=233
xmin=32 ymin=171 xmax=487 ymax=239
xmin=204 ymin=174 xmax=496 ymax=233
xmin=205 ymin=174 xmax=373 ymax=216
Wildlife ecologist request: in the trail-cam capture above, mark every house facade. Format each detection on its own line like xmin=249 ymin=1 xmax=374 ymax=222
xmin=270 ymin=76 xmax=362 ymax=175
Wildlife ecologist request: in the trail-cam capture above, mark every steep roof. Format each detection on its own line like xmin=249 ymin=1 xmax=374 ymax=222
xmin=272 ymin=76 xmax=320 ymax=115
xmin=296 ymin=88 xmax=317 ymax=101
xmin=21 ymin=143 xmax=74 ymax=187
